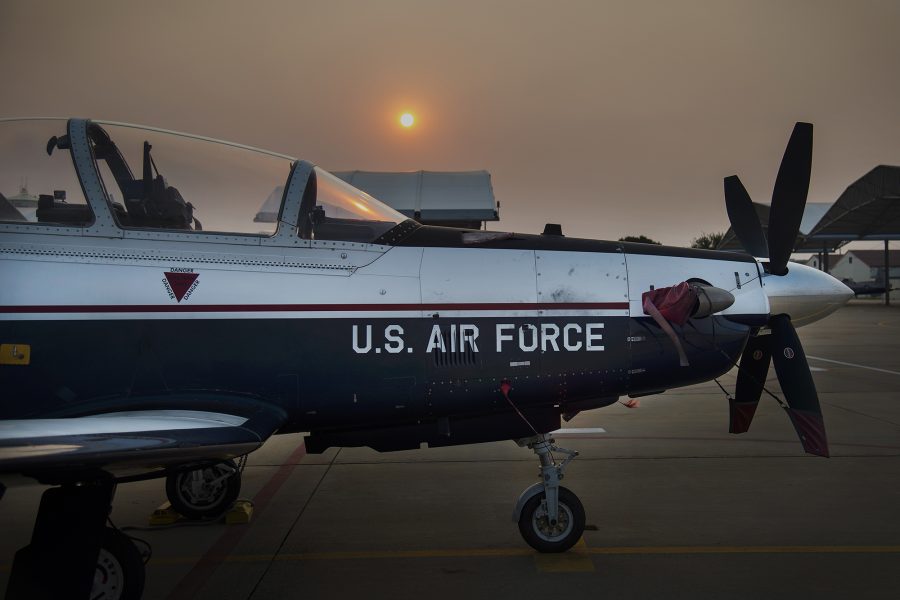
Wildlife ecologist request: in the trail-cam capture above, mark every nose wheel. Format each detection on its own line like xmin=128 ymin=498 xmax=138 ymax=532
xmin=513 ymin=434 xmax=585 ymax=553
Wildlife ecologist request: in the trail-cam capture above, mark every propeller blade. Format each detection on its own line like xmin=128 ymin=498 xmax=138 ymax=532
xmin=769 ymin=315 xmax=829 ymax=457
xmin=729 ymin=334 xmax=771 ymax=433
xmin=767 ymin=122 xmax=813 ymax=275
xmin=724 ymin=175 xmax=769 ymax=258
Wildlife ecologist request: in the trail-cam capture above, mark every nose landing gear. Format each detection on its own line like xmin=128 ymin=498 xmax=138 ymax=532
xmin=513 ymin=434 xmax=585 ymax=553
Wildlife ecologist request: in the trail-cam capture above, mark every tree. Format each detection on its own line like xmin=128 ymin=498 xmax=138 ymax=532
xmin=618 ymin=235 xmax=661 ymax=245
xmin=690 ymin=231 xmax=725 ymax=250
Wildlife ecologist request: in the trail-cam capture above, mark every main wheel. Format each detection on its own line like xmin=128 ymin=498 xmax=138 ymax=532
xmin=166 ymin=460 xmax=241 ymax=520
xmin=517 ymin=486 xmax=586 ymax=553
xmin=92 ymin=528 xmax=145 ymax=600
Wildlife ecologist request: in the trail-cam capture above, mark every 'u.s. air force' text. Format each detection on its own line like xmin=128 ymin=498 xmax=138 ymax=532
xmin=352 ymin=323 xmax=604 ymax=354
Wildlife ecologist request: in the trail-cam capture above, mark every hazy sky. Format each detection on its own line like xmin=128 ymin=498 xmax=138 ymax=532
xmin=2 ymin=0 xmax=898 ymax=247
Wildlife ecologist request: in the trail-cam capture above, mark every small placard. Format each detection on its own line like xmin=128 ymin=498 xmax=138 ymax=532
xmin=0 ymin=344 xmax=30 ymax=365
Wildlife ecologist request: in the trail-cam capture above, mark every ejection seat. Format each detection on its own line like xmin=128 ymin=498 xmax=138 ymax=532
xmin=121 ymin=141 xmax=198 ymax=230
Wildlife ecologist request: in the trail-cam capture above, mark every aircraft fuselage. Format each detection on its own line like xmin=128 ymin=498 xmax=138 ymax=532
xmin=0 ymin=228 xmax=764 ymax=452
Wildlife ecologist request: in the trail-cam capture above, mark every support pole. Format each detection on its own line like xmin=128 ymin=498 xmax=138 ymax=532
xmin=885 ymin=240 xmax=891 ymax=306
xmin=822 ymin=245 xmax=829 ymax=274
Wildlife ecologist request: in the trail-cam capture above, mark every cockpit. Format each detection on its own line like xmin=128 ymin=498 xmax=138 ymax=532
xmin=0 ymin=118 xmax=410 ymax=244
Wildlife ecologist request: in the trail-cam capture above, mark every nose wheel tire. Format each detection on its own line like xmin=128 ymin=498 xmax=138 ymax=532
xmin=91 ymin=528 xmax=146 ymax=600
xmin=165 ymin=459 xmax=241 ymax=520
xmin=517 ymin=486 xmax=585 ymax=553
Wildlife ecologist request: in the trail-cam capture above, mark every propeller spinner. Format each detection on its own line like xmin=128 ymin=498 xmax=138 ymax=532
xmin=723 ymin=122 xmax=852 ymax=457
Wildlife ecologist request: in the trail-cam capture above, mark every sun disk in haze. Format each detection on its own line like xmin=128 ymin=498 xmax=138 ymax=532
xmin=400 ymin=113 xmax=415 ymax=128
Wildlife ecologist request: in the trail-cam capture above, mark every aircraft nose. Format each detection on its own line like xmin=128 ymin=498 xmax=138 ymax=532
xmin=763 ymin=262 xmax=854 ymax=327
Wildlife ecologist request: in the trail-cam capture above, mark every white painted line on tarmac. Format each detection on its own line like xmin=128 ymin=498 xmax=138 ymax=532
xmin=552 ymin=427 xmax=607 ymax=434
xmin=807 ymin=355 xmax=900 ymax=376
xmin=809 ymin=367 xmax=828 ymax=372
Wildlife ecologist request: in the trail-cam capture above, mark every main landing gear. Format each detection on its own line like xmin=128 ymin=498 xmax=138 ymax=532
xmin=165 ymin=459 xmax=242 ymax=520
xmin=513 ymin=434 xmax=585 ymax=553
xmin=5 ymin=482 xmax=145 ymax=600
xmin=93 ymin=527 xmax=146 ymax=600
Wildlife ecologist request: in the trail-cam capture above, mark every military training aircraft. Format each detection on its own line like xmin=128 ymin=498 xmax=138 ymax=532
xmin=0 ymin=118 xmax=853 ymax=599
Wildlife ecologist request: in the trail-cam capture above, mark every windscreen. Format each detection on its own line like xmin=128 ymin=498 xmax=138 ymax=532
xmin=310 ymin=167 xmax=406 ymax=242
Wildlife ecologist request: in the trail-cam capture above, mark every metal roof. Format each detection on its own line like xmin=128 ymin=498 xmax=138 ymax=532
xmin=806 ymin=166 xmax=900 ymax=241
xmin=332 ymin=170 xmax=497 ymax=223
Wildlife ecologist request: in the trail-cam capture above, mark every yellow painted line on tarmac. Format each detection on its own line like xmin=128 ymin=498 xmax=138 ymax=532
xmin=275 ymin=547 xmax=535 ymax=561
xmin=583 ymin=545 xmax=900 ymax=555
xmin=147 ymin=547 xmax=533 ymax=566
xmin=533 ymin=537 xmax=595 ymax=573
xmin=4 ymin=544 xmax=899 ymax=572
xmin=139 ymin=544 xmax=900 ymax=568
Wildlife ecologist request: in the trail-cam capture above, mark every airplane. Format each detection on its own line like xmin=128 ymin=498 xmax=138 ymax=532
xmin=841 ymin=279 xmax=890 ymax=297
xmin=0 ymin=118 xmax=853 ymax=600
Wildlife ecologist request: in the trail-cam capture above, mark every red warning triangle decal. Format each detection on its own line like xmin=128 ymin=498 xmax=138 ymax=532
xmin=164 ymin=272 xmax=199 ymax=302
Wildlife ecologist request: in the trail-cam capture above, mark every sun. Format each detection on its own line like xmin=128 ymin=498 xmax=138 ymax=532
xmin=400 ymin=113 xmax=415 ymax=128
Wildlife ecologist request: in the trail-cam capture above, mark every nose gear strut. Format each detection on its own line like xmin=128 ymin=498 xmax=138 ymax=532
xmin=513 ymin=433 xmax=585 ymax=552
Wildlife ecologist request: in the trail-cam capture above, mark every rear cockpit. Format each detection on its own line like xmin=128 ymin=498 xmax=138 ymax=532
xmin=0 ymin=118 xmax=410 ymax=244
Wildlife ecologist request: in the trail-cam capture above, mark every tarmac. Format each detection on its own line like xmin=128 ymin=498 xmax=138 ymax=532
xmin=1 ymin=301 xmax=898 ymax=599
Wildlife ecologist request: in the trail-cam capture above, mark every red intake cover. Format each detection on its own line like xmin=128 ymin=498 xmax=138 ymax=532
xmin=642 ymin=282 xmax=698 ymax=326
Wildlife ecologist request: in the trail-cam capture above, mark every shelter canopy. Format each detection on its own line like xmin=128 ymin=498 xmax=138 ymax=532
xmin=717 ymin=165 xmax=900 ymax=254
xmin=807 ymin=166 xmax=900 ymax=241
xmin=332 ymin=170 xmax=498 ymax=227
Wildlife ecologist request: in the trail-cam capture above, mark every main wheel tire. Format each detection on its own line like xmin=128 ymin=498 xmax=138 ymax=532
xmin=92 ymin=528 xmax=145 ymax=600
xmin=166 ymin=460 xmax=241 ymax=520
xmin=517 ymin=486 xmax=586 ymax=553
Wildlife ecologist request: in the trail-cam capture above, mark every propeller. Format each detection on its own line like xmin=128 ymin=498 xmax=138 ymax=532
xmin=723 ymin=122 xmax=829 ymax=457
xmin=724 ymin=122 xmax=813 ymax=273
xmin=724 ymin=176 xmax=768 ymax=258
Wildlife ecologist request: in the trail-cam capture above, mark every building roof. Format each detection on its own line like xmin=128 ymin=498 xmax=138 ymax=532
xmin=332 ymin=170 xmax=497 ymax=223
xmin=805 ymin=254 xmax=842 ymax=270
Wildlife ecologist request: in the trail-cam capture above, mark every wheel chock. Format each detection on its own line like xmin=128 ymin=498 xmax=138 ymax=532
xmin=149 ymin=502 xmax=181 ymax=526
xmin=225 ymin=500 xmax=253 ymax=525
xmin=148 ymin=500 xmax=252 ymax=526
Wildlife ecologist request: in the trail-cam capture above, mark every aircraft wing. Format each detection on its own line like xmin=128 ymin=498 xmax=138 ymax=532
xmin=0 ymin=403 xmax=286 ymax=483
